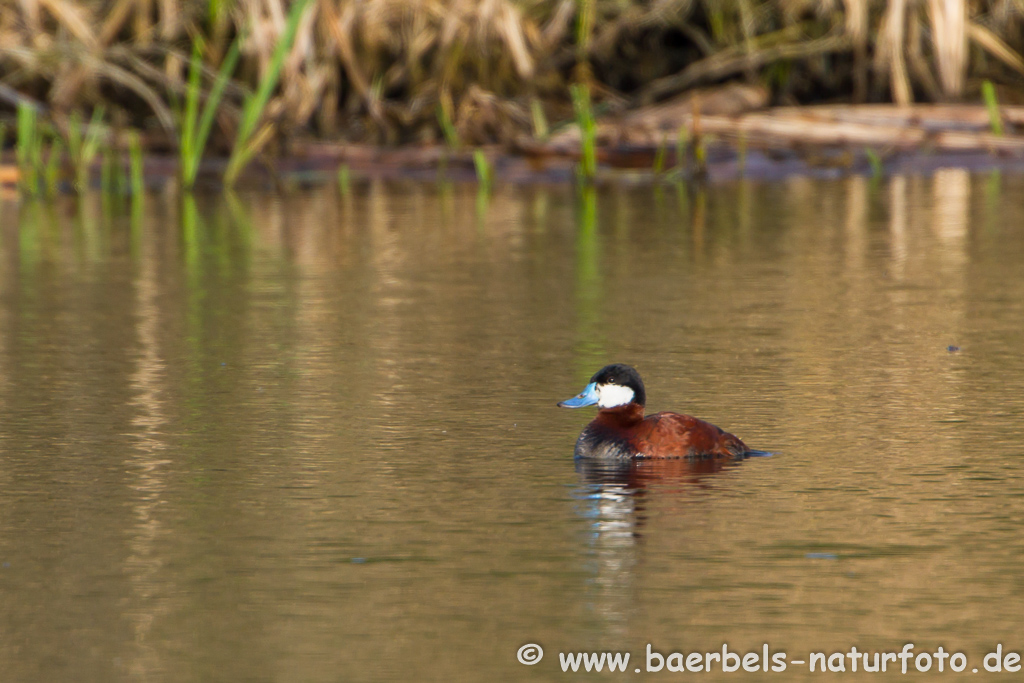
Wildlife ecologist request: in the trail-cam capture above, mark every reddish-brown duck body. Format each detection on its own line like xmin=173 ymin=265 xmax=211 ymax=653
xmin=559 ymin=364 xmax=752 ymax=460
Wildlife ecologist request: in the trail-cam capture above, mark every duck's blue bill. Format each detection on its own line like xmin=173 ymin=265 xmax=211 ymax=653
xmin=558 ymin=382 xmax=599 ymax=408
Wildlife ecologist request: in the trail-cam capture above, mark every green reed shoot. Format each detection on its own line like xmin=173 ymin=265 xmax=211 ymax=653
xmin=531 ymin=98 xmax=549 ymax=141
xmin=181 ymin=194 xmax=201 ymax=271
xmin=864 ymin=147 xmax=882 ymax=178
xmin=338 ymin=164 xmax=351 ymax=195
xmin=225 ymin=0 xmax=313 ymax=186
xmin=982 ymin=80 xmax=1003 ymax=136
xmin=473 ymin=149 xmax=493 ymax=191
xmin=675 ymin=125 xmax=688 ymax=172
xmin=571 ymin=83 xmax=597 ymax=181
xmin=181 ymin=34 xmax=242 ymax=189
xmin=693 ymin=132 xmax=707 ymax=178
xmin=181 ymin=39 xmax=204 ymax=186
xmin=68 ymin=108 xmax=106 ymax=193
xmin=437 ymin=102 xmax=460 ymax=149
xmin=31 ymin=128 xmax=46 ymax=192
xmin=43 ymin=136 xmax=63 ymax=196
xmin=129 ymin=130 xmax=144 ymax=197
xmin=17 ymin=102 xmax=41 ymax=195
xmin=208 ymin=0 xmax=227 ymax=26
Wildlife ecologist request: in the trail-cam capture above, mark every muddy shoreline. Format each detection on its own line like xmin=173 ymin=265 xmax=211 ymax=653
xmin=5 ymin=103 xmax=1024 ymax=191
xmin=140 ymin=101 xmax=1024 ymax=187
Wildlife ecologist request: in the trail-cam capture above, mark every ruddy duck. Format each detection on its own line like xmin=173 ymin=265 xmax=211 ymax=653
xmin=559 ymin=364 xmax=758 ymax=459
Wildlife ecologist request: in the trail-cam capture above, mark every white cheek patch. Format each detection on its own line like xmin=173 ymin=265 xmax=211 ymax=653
xmin=597 ymin=383 xmax=635 ymax=408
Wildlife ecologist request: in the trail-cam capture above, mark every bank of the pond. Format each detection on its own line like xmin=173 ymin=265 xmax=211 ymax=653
xmin=316 ymin=100 xmax=1024 ymax=184
xmin=5 ymin=101 xmax=1024 ymax=191
xmin=6 ymin=0 xmax=1024 ymax=191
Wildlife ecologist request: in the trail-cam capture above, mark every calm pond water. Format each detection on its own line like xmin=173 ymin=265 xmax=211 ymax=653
xmin=1 ymin=172 xmax=1024 ymax=681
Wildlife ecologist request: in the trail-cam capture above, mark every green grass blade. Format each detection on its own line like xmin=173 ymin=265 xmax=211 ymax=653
xmin=76 ymin=107 xmax=106 ymax=192
xmin=865 ymin=147 xmax=882 ymax=178
xmin=675 ymin=125 xmax=689 ymax=172
xmin=43 ymin=136 xmax=63 ymax=196
xmin=181 ymin=37 xmax=204 ymax=186
xmin=182 ymin=34 xmax=242 ymax=188
xmin=338 ymin=164 xmax=350 ymax=195
xmin=194 ymin=36 xmax=241 ymax=173
xmin=570 ymin=84 xmax=597 ymax=181
xmin=226 ymin=0 xmax=313 ymax=185
xmin=17 ymin=102 xmax=38 ymax=194
xmin=129 ymin=130 xmax=144 ymax=196
xmin=227 ymin=123 xmax=275 ymax=185
xmin=982 ymin=80 xmax=1003 ymax=136
xmin=437 ymin=102 xmax=459 ymax=149
xmin=473 ymin=149 xmax=492 ymax=191
xmin=531 ymin=98 xmax=548 ymax=141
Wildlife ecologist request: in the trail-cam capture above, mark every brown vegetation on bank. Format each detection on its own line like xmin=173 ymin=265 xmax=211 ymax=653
xmin=3 ymin=0 xmax=1024 ymax=180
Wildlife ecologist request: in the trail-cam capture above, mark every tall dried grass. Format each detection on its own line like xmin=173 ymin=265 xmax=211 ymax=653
xmin=2 ymin=0 xmax=1024 ymax=152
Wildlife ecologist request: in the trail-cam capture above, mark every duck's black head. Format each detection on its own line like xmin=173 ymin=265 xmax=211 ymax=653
xmin=559 ymin=363 xmax=646 ymax=409
xmin=589 ymin=364 xmax=646 ymax=407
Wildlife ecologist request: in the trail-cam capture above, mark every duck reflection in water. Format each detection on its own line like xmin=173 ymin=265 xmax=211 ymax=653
xmin=570 ymin=457 xmax=754 ymax=637
xmin=576 ymin=455 xmax=743 ymax=492
xmin=573 ymin=454 xmax=751 ymax=547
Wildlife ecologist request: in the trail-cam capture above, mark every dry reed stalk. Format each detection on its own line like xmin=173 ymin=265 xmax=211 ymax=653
xmin=843 ymin=0 xmax=868 ymax=101
xmin=793 ymin=103 xmax=1024 ymax=127
xmin=18 ymin=0 xmax=43 ymax=38
xmin=99 ymin=0 xmax=139 ymax=47
xmin=877 ymin=0 xmax=913 ymax=105
xmin=905 ymin=8 xmax=941 ymax=101
xmin=704 ymin=110 xmax=1024 ymax=153
xmin=640 ymin=28 xmax=852 ymax=104
xmin=5 ymin=0 xmax=1024 ymax=153
xmin=159 ymin=0 xmax=184 ymax=94
xmin=539 ymin=0 xmax=575 ymax=49
xmin=928 ymin=0 xmax=966 ymax=99
xmin=38 ymin=0 xmax=97 ymax=49
xmin=967 ymin=21 xmax=1024 ymax=76
xmin=133 ymin=0 xmax=153 ymax=47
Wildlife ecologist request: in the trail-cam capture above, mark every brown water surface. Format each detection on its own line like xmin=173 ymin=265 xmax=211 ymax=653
xmin=1 ymin=173 xmax=1024 ymax=681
